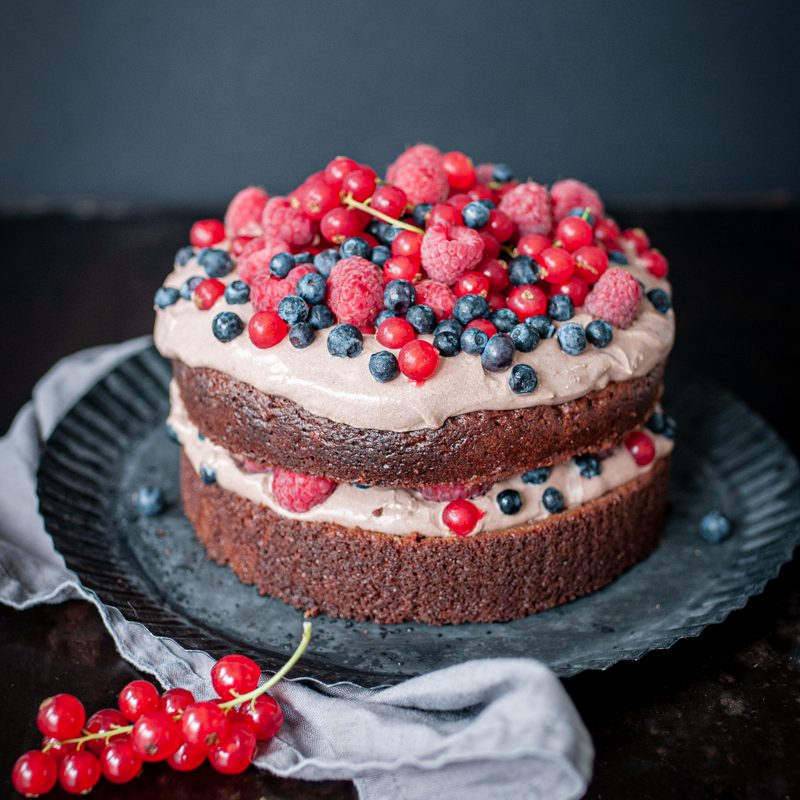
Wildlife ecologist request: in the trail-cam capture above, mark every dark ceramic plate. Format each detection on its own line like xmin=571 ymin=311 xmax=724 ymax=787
xmin=37 ymin=346 xmax=800 ymax=687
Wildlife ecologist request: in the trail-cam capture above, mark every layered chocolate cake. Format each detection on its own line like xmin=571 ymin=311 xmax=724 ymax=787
xmin=153 ymin=145 xmax=676 ymax=624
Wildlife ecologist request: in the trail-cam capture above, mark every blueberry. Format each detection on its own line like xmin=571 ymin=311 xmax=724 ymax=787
xmin=289 ymin=321 xmax=315 ymax=349
xmin=699 ymin=511 xmax=732 ymax=544
xmin=197 ymin=431 xmax=205 ymax=441
xmin=198 ymin=248 xmax=234 ymax=278
xmin=371 ymin=244 xmax=392 ymax=267
xmin=492 ymin=163 xmax=513 ymax=183
xmin=663 ymin=415 xmax=677 ymax=440
xmin=224 ymin=280 xmax=250 ymax=304
xmin=548 ymin=294 xmax=574 ymax=321
xmin=135 ymin=485 xmax=164 ymax=517
xmin=313 ymin=248 xmax=340 ymax=277
xmin=481 ymin=333 xmax=515 ymax=372
xmin=278 ymin=295 xmax=309 ymax=324
xmin=509 ymin=364 xmax=538 ymax=394
xmin=165 ymin=423 xmax=179 ymax=443
xmin=175 ymin=245 xmax=194 ymax=267
xmin=340 ymin=236 xmax=372 ymax=259
xmin=453 ymin=294 xmax=490 ymax=325
xmin=270 ymin=252 xmax=295 ymax=278
xmin=406 ymin=304 xmax=437 ymax=333
xmin=461 ymin=327 xmax=488 ymax=355
xmin=491 ymin=308 xmax=520 ymax=333
xmin=353 ymin=483 xmax=371 ymax=489
xmin=308 ymin=304 xmax=335 ymax=330
xmin=497 ymin=489 xmax=523 ymax=514
xmin=522 ymin=467 xmax=551 ymax=484
xmin=586 ymin=319 xmax=613 ymax=348
xmin=574 ymin=454 xmax=602 ymax=478
xmin=478 ymin=198 xmax=496 ymax=209
xmin=525 ymin=315 xmax=556 ymax=338
xmin=293 ymin=251 xmax=313 ymax=264
xmin=382 ymin=225 xmax=402 ymax=245
xmin=212 ymin=311 xmax=244 ymax=342
xmin=462 ymin=201 xmax=491 ymax=229
xmin=542 ymin=487 xmax=565 ymax=513
xmin=557 ymin=322 xmax=587 ymax=355
xmin=646 ymin=411 xmax=667 ymax=434
xmin=566 ymin=207 xmax=596 ymax=226
xmin=434 ymin=318 xmax=464 ymax=338
xmin=366 ymin=219 xmax=386 ymax=239
xmin=369 ymin=350 xmax=400 ymax=382
xmin=375 ymin=309 xmax=398 ymax=328
xmin=199 ymin=465 xmax=217 ymax=485
xmin=154 ymin=286 xmax=180 ymax=309
xmin=180 ymin=276 xmax=203 ymax=301
xmin=296 ymin=273 xmax=327 ymax=305
xmin=412 ymin=203 xmax=432 ymax=227
xmin=434 ymin=331 xmax=460 ymax=357
xmin=647 ymin=288 xmax=672 ymax=313
xmin=509 ymin=255 xmax=539 ymax=286
xmin=384 ymin=280 xmax=417 ymax=313
xmin=327 ymin=324 xmax=363 ymax=358
xmin=510 ymin=323 xmax=539 ymax=352
xmin=609 ymin=250 xmax=628 ymax=265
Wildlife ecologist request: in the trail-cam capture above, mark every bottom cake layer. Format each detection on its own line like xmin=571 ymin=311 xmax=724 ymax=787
xmin=181 ymin=453 xmax=670 ymax=625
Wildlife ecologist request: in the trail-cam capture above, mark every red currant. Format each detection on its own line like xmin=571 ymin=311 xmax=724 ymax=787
xmin=480 ymin=258 xmax=509 ymax=292
xmin=487 ymin=291 xmax=507 ymax=312
xmin=118 ymin=680 xmax=161 ymax=722
xmin=440 ymin=151 xmax=476 ymax=191
xmin=37 ymin=694 xmax=86 ymax=741
xmin=506 ymin=285 xmax=547 ymax=319
xmin=370 ymin=185 xmax=408 ymax=218
xmin=190 ymin=219 xmax=225 ymax=248
xmin=231 ymin=235 xmax=254 ymax=256
xmin=454 ymin=271 xmax=490 ymax=298
xmin=342 ymin=167 xmax=377 ymax=202
xmin=100 ymin=739 xmax=143 ymax=784
xmin=391 ymin=231 xmax=423 ymax=263
xmin=12 ymin=750 xmax=57 ymax=797
xmin=383 ymin=256 xmax=421 ymax=283
xmin=446 ymin=193 xmax=472 ymax=212
xmin=625 ymin=431 xmax=656 ymax=466
xmin=168 ymin=741 xmax=207 ymax=771
xmin=478 ymin=231 xmax=501 ymax=259
xmin=621 ymin=227 xmax=650 ymax=255
xmin=555 ymin=217 xmax=594 ymax=252
xmin=468 ymin=184 xmax=495 ymax=203
xmin=301 ymin=178 xmax=339 ymax=220
xmin=248 ymin=310 xmax=288 ymax=349
xmin=208 ymin=723 xmax=257 ymax=776
xmin=131 ymin=711 xmax=182 ymax=762
xmin=397 ymin=340 xmax=439 ymax=383
xmin=427 ymin=203 xmax=461 ymax=228
xmin=85 ymin=708 xmax=130 ymax=754
xmin=181 ymin=701 xmax=230 ymax=750
xmin=320 ymin=207 xmax=364 ymax=244
xmin=486 ymin=209 xmax=515 ymax=242
xmin=550 ymin=276 xmax=589 ymax=306
xmin=160 ymin=687 xmax=196 ymax=716
xmin=42 ymin=736 xmax=77 ymax=763
xmin=211 ymin=654 xmax=261 ymax=700
xmin=193 ymin=278 xmax=226 ymax=310
xmin=517 ymin=234 xmax=551 ymax=258
xmin=442 ymin=499 xmax=484 ymax=536
xmin=466 ymin=318 xmax=497 ymax=338
xmin=376 ymin=317 xmax=416 ymax=349
xmin=640 ymin=248 xmax=669 ymax=278
xmin=593 ymin=217 xmax=621 ymax=248
xmin=234 ymin=695 xmax=284 ymax=741
xmin=59 ymin=750 xmax=101 ymax=795
xmin=323 ymin=156 xmax=359 ymax=190
xmin=537 ymin=248 xmax=575 ymax=284
xmin=573 ymin=246 xmax=608 ymax=284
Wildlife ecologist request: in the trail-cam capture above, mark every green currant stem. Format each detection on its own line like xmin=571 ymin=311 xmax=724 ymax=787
xmin=581 ymin=206 xmax=592 ymax=222
xmin=341 ymin=194 xmax=424 ymax=236
xmin=46 ymin=723 xmax=133 ymax=751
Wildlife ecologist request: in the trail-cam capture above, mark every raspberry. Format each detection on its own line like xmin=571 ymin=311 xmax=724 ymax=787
xmin=261 ymin=197 xmax=315 ymax=247
xmin=236 ymin=236 xmax=291 ymax=283
xmin=584 ymin=267 xmax=643 ymax=329
xmin=272 ymin=468 xmax=336 ymax=512
xmin=285 ymin=264 xmax=317 ymax=291
xmin=498 ymin=182 xmax=552 ymax=236
xmin=475 ymin=163 xmax=496 ymax=185
xmin=414 ymin=279 xmax=456 ymax=321
xmin=390 ymin=160 xmax=449 ymax=206
xmin=420 ymin=223 xmax=484 ymax=285
xmin=327 ymin=257 xmax=384 ymax=327
xmin=386 ymin=143 xmax=442 ymax=182
xmin=550 ymin=179 xmax=604 ymax=221
xmin=224 ymin=187 xmax=269 ymax=237
xmin=419 ymin=481 xmax=492 ymax=502
xmin=250 ymin=274 xmax=294 ymax=312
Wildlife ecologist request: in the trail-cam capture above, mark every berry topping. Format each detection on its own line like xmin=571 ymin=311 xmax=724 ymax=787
xmin=295 ymin=272 xmax=327 ymax=305
xmin=278 ymin=295 xmax=309 ymax=325
xmin=625 ymin=431 xmax=656 ymax=466
xmin=390 ymin=160 xmax=449 ymax=206
xmin=327 ymin=323 xmax=363 ymax=358
xmin=553 ymin=277 xmax=588 ymax=306
xmin=324 ymin=156 xmax=359 ymax=189
xmin=547 ymin=294 xmax=574 ymax=321
xmin=550 ymin=179 xmax=604 ymax=221
xmin=384 ymin=279 xmax=417 ymax=313
xmin=391 ymin=230 xmax=423 ymax=262
xmin=180 ymin=276 xmax=203 ymax=300
xmin=135 ymin=485 xmax=164 ymax=516
xmin=461 ymin=327 xmax=488 ymax=355
xmin=491 ymin=163 xmax=514 ymax=182
xmin=342 ymin=167 xmax=378 ymax=202
xmin=397 ymin=339 xmax=439 ymax=382
xmin=175 ymin=245 xmax=194 ymax=267
xmin=200 ymin=464 xmax=217 ymax=484
xmin=250 ymin=274 xmax=293 ymax=312
xmin=584 ymin=267 xmax=643 ymax=329
xmin=419 ymin=481 xmax=491 ymax=502
xmin=466 ymin=317 xmax=497 ymax=339
xmin=371 ymin=244 xmax=392 ymax=267
xmin=313 ymin=248 xmax=340 ymax=277
xmin=154 ymin=286 xmax=180 ymax=309
xmin=224 ymin=280 xmax=250 ymax=304
xmin=498 ymin=181 xmax=552 ymax=236
xmin=193 ymin=278 xmax=226 ymax=310
xmin=574 ymin=454 xmax=602 ymax=478
xmin=522 ymin=466 xmax=551 ymax=484
xmin=248 ymin=310 xmax=288 ymax=348
xmin=225 ymin=187 xmax=269 ymax=237
xmin=573 ymin=246 xmax=608 ymax=284
xmin=509 ymin=364 xmax=538 ymax=394
xmin=328 ymin=257 xmax=384 ymax=327
xmin=491 ymin=307 xmax=520 ymax=332
xmin=376 ymin=316 xmax=416 ymax=349
xmin=269 ymin=252 xmax=295 ymax=278
xmin=420 ymin=223 xmax=484 ymax=284
xmin=190 ymin=219 xmax=226 ymax=249
xmin=371 ymin=185 xmax=408 ymax=218
xmin=557 ymin=322 xmax=587 ymax=355
xmin=288 ymin=321 xmax=315 ymax=349
xmin=406 ymin=304 xmax=437 ymax=333
xmin=441 ymin=151 xmax=476 ymax=190
xmin=508 ymin=255 xmax=539 ymax=286
xmin=640 ymin=248 xmax=669 ymax=278
xmin=699 ymin=511 xmax=733 ymax=544
xmin=369 ymin=351 xmax=400 ymax=382
xmin=320 ymin=207 xmax=364 ymax=244
xmin=541 ymin=487 xmax=566 ymax=514
xmin=453 ymin=293 xmax=490 ymax=325
xmin=497 ymin=489 xmax=523 ymax=514
xmin=486 ymin=209 xmax=515 ymax=242
xmin=537 ymin=247 xmax=574 ymax=284
xmin=555 ymin=216 xmax=594 ymax=252
xmin=433 ymin=331 xmax=460 ymax=356
xmin=517 ymin=234 xmax=552 ymax=258
xmin=340 ymin=235 xmax=372 ymax=259
xmin=212 ymin=311 xmax=245 ymax=342
xmin=510 ymin=323 xmax=539 ymax=352
xmin=442 ymin=499 xmax=484 ymax=536
xmin=461 ymin=201 xmax=490 ymax=229
xmin=585 ymin=319 xmax=614 ymax=348
xmin=506 ymin=285 xmax=547 ymax=319
xmin=525 ymin=314 xmax=556 ymax=339
xmin=198 ymin=248 xmax=234 ymax=278
xmin=480 ymin=258 xmax=510 ymax=292
xmin=261 ymin=197 xmax=314 ymax=247
xmin=621 ymin=227 xmax=650 ymax=255
xmin=272 ymin=468 xmax=336 ymax=512
xmin=480 ymin=333 xmax=515 ymax=372
xmin=308 ymin=304 xmax=336 ymax=330
xmin=454 ymin=270 xmax=490 ymax=298
xmin=300 ymin=178 xmax=339 ymax=220
xmin=414 ymin=279 xmax=456 ymax=321
xmin=647 ymin=288 xmax=672 ymax=313
xmin=236 ymin=237 xmax=292 ymax=283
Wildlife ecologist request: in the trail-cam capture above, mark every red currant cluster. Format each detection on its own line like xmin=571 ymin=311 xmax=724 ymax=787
xmin=11 ymin=623 xmax=311 ymax=797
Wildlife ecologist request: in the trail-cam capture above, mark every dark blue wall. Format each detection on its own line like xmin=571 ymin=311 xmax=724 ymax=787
xmin=2 ymin=0 xmax=799 ymax=205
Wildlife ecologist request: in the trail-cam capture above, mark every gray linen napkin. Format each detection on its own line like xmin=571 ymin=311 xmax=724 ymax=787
xmin=0 ymin=338 xmax=593 ymax=800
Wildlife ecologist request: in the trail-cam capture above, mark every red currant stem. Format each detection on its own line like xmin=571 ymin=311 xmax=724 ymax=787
xmin=218 ymin=622 xmax=313 ymax=712
xmin=341 ymin=194 xmax=424 ymax=236
xmin=48 ymin=723 xmax=134 ymax=750
xmin=581 ymin=206 xmax=592 ymax=222
xmin=501 ymin=245 xmax=516 ymax=258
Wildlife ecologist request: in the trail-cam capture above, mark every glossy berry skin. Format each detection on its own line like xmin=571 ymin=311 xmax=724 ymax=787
xmin=574 ymin=454 xmax=602 ymax=478
xmin=586 ymin=319 xmax=613 ymax=348
xmin=441 ymin=151 xmax=476 ymax=190
xmin=100 ymin=739 xmax=143 ymax=784
xmin=118 ymin=680 xmax=161 ymax=722
xmin=517 ymin=234 xmax=551 ymax=258
xmin=12 ymin=750 xmax=58 ymax=796
xmin=296 ymin=272 xmax=327 ymax=305
xmin=58 ymin=750 xmax=101 ymax=795
xmin=433 ymin=331 xmax=460 ymax=356
xmin=557 ymin=322 xmax=587 ymax=356
xmin=647 ymin=288 xmax=672 ymax=314
xmin=225 ymin=280 xmax=250 ymax=304
xmin=455 ymin=271 xmax=490 ymax=298
xmin=369 ymin=350 xmax=400 ymax=382
xmin=198 ymin=247 xmax=234 ymax=278
xmin=428 ymin=203 xmax=462 ymax=228
xmin=551 ymin=275 xmax=589 ymax=307
xmin=383 ymin=255 xmax=421 ymax=283
xmin=461 ymin=201 xmax=491 ymax=229
xmin=321 ymin=207 xmax=364 ymax=244
xmin=175 ymin=245 xmax=195 ymax=267
xmin=625 ymin=431 xmax=656 ymax=466
xmin=278 ymin=295 xmax=310 ymax=325
xmin=194 ymin=278 xmax=226 ymax=310
xmin=384 ymin=279 xmax=417 ymax=313
xmin=160 ymin=687 xmax=195 ymax=716
xmin=212 ymin=311 xmax=245 ymax=342
xmin=491 ymin=308 xmax=520 ymax=332
xmin=467 ymin=318 xmax=497 ymax=339
xmin=497 ymin=489 xmax=523 ymax=514
xmin=480 ymin=333 xmax=515 ymax=373
xmin=371 ymin=185 xmax=408 ymax=218
xmin=323 ymin=156 xmax=359 ymax=190
xmin=234 ymin=694 xmax=284 ymax=741
xmin=699 ymin=511 xmax=732 ymax=544
xmin=181 ymin=701 xmax=230 ymax=750
xmin=289 ymin=321 xmax=315 ymax=349
xmin=434 ymin=318 xmax=464 ymax=338
xmin=453 ymin=293 xmax=490 ymax=325
xmin=405 ymin=304 xmax=437 ymax=334
xmin=480 ymin=258 xmax=510 ymax=292
xmin=371 ymin=244 xmax=392 ymax=267
xmin=269 ymin=252 xmax=295 ymax=278
xmin=508 ymin=255 xmax=539 ymax=286
xmin=249 ymin=310 xmax=289 ymax=348
xmin=342 ymin=167 xmax=378 ymax=202
xmin=640 ymin=248 xmax=669 ymax=278
xmin=313 ymin=248 xmax=340 ymax=277
xmin=391 ymin=231 xmax=423 ymax=263
xmin=510 ymin=323 xmax=539 ymax=352
xmin=340 ymin=236 xmax=372 ymax=260
xmin=555 ymin=216 xmax=593 ymax=252
xmin=537 ymin=248 xmax=574 ymax=284
xmin=542 ymin=487 xmax=565 ymax=514
xmin=509 ymin=364 xmax=538 ymax=394
xmin=547 ymin=294 xmax=575 ymax=322
xmin=131 ymin=711 xmax=182 ymax=762
xmin=190 ymin=219 xmax=225 ymax=248
xmin=327 ymin=324 xmax=363 ymax=358
xmin=398 ymin=339 xmax=439 ymax=382
xmin=442 ymin=499 xmax=484 ymax=536
xmin=506 ymin=285 xmax=547 ymax=319
xmin=460 ymin=327 xmax=488 ymax=355
xmin=522 ymin=466 xmax=551 ymax=484
xmin=211 ymin=654 xmax=261 ymax=701
xmin=167 ymin=741 xmax=207 ymax=772
xmin=308 ymin=304 xmax=335 ymax=330
xmin=154 ymin=286 xmax=180 ymax=309
xmin=525 ymin=314 xmax=556 ymax=339
xmin=621 ymin=227 xmax=650 ymax=255
xmin=179 ymin=276 xmax=203 ymax=301
xmin=376 ymin=316 xmax=416 ymax=349
xmin=42 ymin=736 xmax=78 ymax=763
xmin=208 ymin=723 xmax=257 ymax=775
xmin=85 ymin=707 xmax=130 ymax=754
xmin=573 ymin=246 xmax=609 ymax=284
xmin=37 ymin=694 xmax=86 ymax=741
xmin=487 ymin=209 xmax=515 ymax=242
xmin=301 ymin=178 xmax=339 ymax=220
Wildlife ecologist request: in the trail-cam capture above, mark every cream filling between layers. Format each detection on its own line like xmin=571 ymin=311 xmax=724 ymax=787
xmin=169 ymin=381 xmax=673 ymax=538
xmin=154 ymin=254 xmax=674 ymax=432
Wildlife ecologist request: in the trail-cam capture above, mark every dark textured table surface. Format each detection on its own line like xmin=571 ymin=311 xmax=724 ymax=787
xmin=2 ymin=205 xmax=799 ymax=798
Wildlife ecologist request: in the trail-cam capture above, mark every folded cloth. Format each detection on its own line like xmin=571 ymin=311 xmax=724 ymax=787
xmin=0 ymin=338 xmax=593 ymax=800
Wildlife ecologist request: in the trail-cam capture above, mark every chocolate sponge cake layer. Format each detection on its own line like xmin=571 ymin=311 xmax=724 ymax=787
xmin=181 ymin=453 xmax=669 ymax=625
xmin=174 ymin=360 xmax=665 ymax=488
